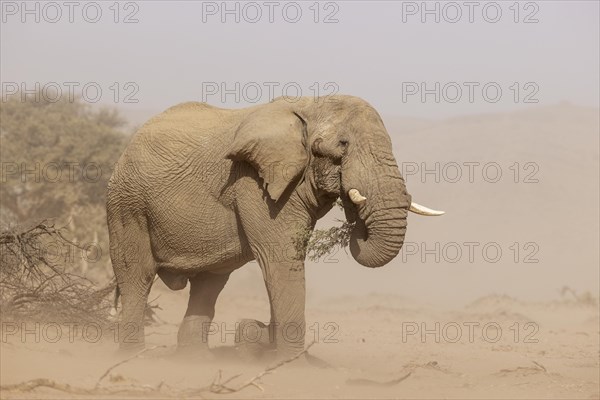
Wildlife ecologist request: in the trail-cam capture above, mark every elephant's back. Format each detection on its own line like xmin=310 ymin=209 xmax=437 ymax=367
xmin=108 ymin=102 xmax=243 ymax=207
xmin=127 ymin=101 xmax=241 ymax=162
xmin=139 ymin=101 xmax=239 ymax=139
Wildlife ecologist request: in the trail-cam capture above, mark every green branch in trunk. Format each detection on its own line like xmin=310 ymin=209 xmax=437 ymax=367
xmin=294 ymin=219 xmax=354 ymax=262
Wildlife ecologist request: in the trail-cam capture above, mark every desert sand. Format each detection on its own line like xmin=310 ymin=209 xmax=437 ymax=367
xmin=1 ymin=104 xmax=598 ymax=399
xmin=1 ymin=277 xmax=599 ymax=399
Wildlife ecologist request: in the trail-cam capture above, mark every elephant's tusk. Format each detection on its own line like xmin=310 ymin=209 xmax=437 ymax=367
xmin=348 ymin=189 xmax=367 ymax=205
xmin=409 ymin=202 xmax=445 ymax=216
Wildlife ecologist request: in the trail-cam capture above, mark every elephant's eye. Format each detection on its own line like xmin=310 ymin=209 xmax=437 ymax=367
xmin=339 ymin=140 xmax=349 ymax=147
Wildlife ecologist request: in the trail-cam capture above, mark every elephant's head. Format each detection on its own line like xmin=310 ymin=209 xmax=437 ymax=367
xmin=228 ymin=95 xmax=443 ymax=268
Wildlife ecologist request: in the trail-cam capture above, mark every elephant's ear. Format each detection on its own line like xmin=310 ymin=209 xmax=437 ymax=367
xmin=226 ymin=107 xmax=308 ymax=202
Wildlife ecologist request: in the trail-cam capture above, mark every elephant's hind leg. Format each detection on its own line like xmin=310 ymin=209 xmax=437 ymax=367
xmin=177 ymin=271 xmax=230 ymax=353
xmin=108 ymin=212 xmax=156 ymax=352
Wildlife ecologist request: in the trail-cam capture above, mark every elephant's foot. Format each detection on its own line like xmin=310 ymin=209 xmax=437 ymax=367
xmin=235 ymin=319 xmax=275 ymax=361
xmin=176 ymin=315 xmax=214 ymax=359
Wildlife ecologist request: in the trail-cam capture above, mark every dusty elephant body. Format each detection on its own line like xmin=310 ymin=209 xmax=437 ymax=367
xmin=106 ymin=95 xmax=442 ymax=358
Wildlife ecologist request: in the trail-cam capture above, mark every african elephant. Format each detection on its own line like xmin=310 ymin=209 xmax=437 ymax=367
xmin=106 ymin=95 xmax=443 ymax=358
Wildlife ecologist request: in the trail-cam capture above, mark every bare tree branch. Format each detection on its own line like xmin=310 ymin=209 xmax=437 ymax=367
xmin=1 ymin=342 xmax=318 ymax=397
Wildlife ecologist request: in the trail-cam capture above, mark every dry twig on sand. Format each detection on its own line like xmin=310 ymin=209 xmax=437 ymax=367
xmin=345 ymin=360 xmax=457 ymax=386
xmin=207 ymin=341 xmax=316 ymax=394
xmin=95 ymin=345 xmax=168 ymax=389
xmin=346 ymin=372 xmax=412 ymax=387
xmin=0 ymin=378 xmax=172 ymax=397
xmin=0 ymin=342 xmax=316 ymax=397
xmin=497 ymin=360 xmax=548 ymax=376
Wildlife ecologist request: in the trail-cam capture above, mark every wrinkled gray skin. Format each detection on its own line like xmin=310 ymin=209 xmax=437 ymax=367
xmin=107 ymin=95 xmax=411 ymax=358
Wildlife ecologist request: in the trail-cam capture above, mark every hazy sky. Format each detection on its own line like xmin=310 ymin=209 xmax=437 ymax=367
xmin=1 ymin=1 xmax=599 ymax=118
xmin=1 ymin=1 xmax=599 ymax=305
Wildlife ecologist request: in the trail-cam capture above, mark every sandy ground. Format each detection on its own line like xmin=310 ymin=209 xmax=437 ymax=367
xmin=1 ymin=280 xmax=598 ymax=399
xmin=2 ymin=104 xmax=597 ymax=400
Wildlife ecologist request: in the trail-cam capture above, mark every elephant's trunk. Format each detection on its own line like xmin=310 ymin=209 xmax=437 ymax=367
xmin=342 ymin=144 xmax=410 ymax=268
xmin=347 ymin=195 xmax=410 ymax=268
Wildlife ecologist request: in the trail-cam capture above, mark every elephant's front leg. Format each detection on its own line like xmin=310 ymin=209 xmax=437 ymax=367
xmin=263 ymin=259 xmax=306 ymax=358
xmin=234 ymin=247 xmax=307 ymax=360
xmin=235 ymin=184 xmax=311 ymax=360
xmin=238 ymin=242 xmax=306 ymax=360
